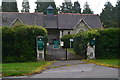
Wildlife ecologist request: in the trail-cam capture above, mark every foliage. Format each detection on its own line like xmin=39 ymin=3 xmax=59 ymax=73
xmin=100 ymin=1 xmax=120 ymax=28
xmin=73 ymin=28 xmax=119 ymax=59
xmin=35 ymin=0 xmax=58 ymax=14
xmin=61 ymin=34 xmax=75 ymax=48
xmin=95 ymin=28 xmax=119 ymax=59
xmin=73 ymin=1 xmax=81 ymax=13
xmin=2 ymin=24 xmax=47 ymax=63
xmin=59 ymin=0 xmax=81 ymax=13
xmin=21 ymin=0 xmax=30 ymax=12
xmin=2 ymin=61 xmax=51 ymax=77
xmin=1 ymin=0 xmax=18 ymax=12
xmin=74 ymin=29 xmax=99 ymax=59
xmin=82 ymin=2 xmax=93 ymax=14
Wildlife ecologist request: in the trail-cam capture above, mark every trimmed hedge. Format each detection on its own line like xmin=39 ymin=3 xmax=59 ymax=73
xmin=2 ymin=24 xmax=47 ymax=63
xmin=74 ymin=29 xmax=100 ymax=59
xmin=61 ymin=34 xmax=75 ymax=48
xmin=95 ymin=28 xmax=119 ymax=59
xmin=73 ymin=28 xmax=119 ymax=59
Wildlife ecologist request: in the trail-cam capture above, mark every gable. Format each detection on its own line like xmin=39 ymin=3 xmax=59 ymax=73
xmin=58 ymin=14 xmax=103 ymax=29
xmin=10 ymin=19 xmax=23 ymax=27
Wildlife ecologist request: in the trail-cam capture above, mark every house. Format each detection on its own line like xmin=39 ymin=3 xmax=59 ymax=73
xmin=0 ymin=6 xmax=103 ymax=43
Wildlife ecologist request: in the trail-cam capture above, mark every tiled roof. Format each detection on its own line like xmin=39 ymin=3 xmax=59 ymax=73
xmin=58 ymin=13 xmax=103 ymax=29
xmin=0 ymin=12 xmax=103 ymax=29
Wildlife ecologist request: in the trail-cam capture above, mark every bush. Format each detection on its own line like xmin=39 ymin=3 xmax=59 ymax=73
xmin=2 ymin=24 xmax=47 ymax=63
xmin=74 ymin=29 xmax=100 ymax=59
xmin=73 ymin=28 xmax=119 ymax=59
xmin=61 ymin=34 xmax=75 ymax=48
xmin=95 ymin=28 xmax=119 ymax=59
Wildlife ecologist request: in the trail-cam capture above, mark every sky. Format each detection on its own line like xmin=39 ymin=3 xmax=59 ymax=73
xmin=0 ymin=0 xmax=118 ymax=14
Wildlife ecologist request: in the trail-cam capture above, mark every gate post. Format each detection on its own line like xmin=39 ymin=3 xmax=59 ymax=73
xmin=36 ymin=36 xmax=45 ymax=61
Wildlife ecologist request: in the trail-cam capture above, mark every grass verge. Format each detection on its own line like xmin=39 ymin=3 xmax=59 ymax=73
xmin=2 ymin=61 xmax=54 ymax=77
xmin=82 ymin=59 xmax=120 ymax=68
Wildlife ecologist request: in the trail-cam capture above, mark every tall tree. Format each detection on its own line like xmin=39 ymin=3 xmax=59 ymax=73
xmin=59 ymin=0 xmax=73 ymax=13
xmin=73 ymin=1 xmax=81 ymax=13
xmin=35 ymin=0 xmax=57 ymax=14
xmin=1 ymin=0 xmax=18 ymax=12
xmin=82 ymin=2 xmax=93 ymax=14
xmin=21 ymin=0 xmax=30 ymax=12
xmin=114 ymin=0 xmax=120 ymax=27
xmin=100 ymin=1 xmax=114 ymax=28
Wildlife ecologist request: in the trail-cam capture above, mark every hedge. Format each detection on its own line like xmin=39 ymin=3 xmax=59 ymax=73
xmin=73 ymin=28 xmax=119 ymax=59
xmin=61 ymin=34 xmax=75 ymax=48
xmin=2 ymin=24 xmax=47 ymax=63
xmin=95 ymin=28 xmax=119 ymax=59
xmin=73 ymin=29 xmax=100 ymax=59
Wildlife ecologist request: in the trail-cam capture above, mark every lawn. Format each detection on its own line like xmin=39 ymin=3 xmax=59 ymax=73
xmin=83 ymin=59 xmax=120 ymax=68
xmin=2 ymin=61 xmax=53 ymax=77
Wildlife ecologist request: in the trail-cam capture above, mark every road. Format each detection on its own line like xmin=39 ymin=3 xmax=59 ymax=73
xmin=28 ymin=60 xmax=119 ymax=78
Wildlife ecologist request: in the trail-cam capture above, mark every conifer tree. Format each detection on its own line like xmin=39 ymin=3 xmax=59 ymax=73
xmin=82 ymin=2 xmax=93 ymax=14
xmin=73 ymin=1 xmax=81 ymax=13
xmin=100 ymin=2 xmax=114 ymax=28
xmin=1 ymin=0 xmax=18 ymax=12
xmin=21 ymin=0 xmax=30 ymax=12
xmin=60 ymin=0 xmax=73 ymax=13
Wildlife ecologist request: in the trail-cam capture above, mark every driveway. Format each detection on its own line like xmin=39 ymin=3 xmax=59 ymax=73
xmin=46 ymin=45 xmax=82 ymax=60
xmin=28 ymin=60 xmax=119 ymax=78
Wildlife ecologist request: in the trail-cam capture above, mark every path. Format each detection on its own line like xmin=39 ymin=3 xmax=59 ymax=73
xmin=46 ymin=45 xmax=81 ymax=61
xmin=28 ymin=60 xmax=119 ymax=78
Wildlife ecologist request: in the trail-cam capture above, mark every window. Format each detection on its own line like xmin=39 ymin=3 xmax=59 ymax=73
xmin=68 ymin=31 xmax=70 ymax=34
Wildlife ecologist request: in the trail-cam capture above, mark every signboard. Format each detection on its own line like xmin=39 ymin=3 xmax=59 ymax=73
xmin=70 ymin=39 xmax=73 ymax=42
xmin=53 ymin=40 xmax=60 ymax=48
xmin=60 ymin=42 xmax=64 ymax=46
xmin=37 ymin=38 xmax=44 ymax=50
xmin=89 ymin=39 xmax=95 ymax=47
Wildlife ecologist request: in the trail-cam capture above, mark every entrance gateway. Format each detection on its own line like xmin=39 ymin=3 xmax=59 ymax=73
xmin=36 ymin=36 xmax=45 ymax=61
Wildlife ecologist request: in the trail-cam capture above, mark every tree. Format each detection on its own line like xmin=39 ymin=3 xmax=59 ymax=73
xmin=100 ymin=1 xmax=114 ymax=28
xmin=113 ymin=0 xmax=120 ymax=27
xmin=73 ymin=1 xmax=81 ymax=13
xmin=35 ymin=0 xmax=57 ymax=14
xmin=59 ymin=0 xmax=73 ymax=13
xmin=82 ymin=2 xmax=93 ymax=14
xmin=1 ymin=0 xmax=18 ymax=12
xmin=21 ymin=0 xmax=30 ymax=12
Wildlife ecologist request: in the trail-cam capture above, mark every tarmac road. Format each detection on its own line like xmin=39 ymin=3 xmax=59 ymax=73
xmin=28 ymin=61 xmax=119 ymax=78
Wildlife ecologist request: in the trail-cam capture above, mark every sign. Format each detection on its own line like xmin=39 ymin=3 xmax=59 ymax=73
xmin=89 ymin=39 xmax=95 ymax=47
xmin=60 ymin=42 xmax=64 ymax=46
xmin=53 ymin=40 xmax=60 ymax=48
xmin=37 ymin=38 xmax=44 ymax=50
xmin=70 ymin=39 xmax=73 ymax=42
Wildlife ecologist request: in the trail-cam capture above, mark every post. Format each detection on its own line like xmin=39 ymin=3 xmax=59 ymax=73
xmin=66 ymin=48 xmax=67 ymax=60
xmin=70 ymin=41 xmax=71 ymax=48
xmin=36 ymin=36 xmax=45 ymax=61
xmin=70 ymin=39 xmax=73 ymax=48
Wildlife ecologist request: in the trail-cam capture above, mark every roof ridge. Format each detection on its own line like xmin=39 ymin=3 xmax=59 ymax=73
xmin=59 ymin=13 xmax=98 ymax=15
xmin=0 ymin=12 xmax=43 ymax=14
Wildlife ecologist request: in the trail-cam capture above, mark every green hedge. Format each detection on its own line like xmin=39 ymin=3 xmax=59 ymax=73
xmin=2 ymin=24 xmax=47 ymax=63
xmin=74 ymin=29 xmax=100 ymax=59
xmin=95 ymin=28 xmax=119 ymax=59
xmin=61 ymin=34 xmax=75 ymax=48
xmin=73 ymin=28 xmax=119 ymax=59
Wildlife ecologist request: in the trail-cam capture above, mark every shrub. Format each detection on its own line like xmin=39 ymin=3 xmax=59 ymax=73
xmin=95 ymin=28 xmax=119 ymax=59
xmin=2 ymin=24 xmax=47 ymax=63
xmin=61 ymin=34 xmax=75 ymax=48
xmin=73 ymin=28 xmax=119 ymax=59
xmin=74 ymin=29 xmax=100 ymax=59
